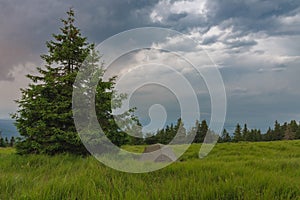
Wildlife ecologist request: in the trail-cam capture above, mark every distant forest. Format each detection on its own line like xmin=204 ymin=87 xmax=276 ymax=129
xmin=0 ymin=130 xmax=15 ymax=147
xmin=1 ymin=119 xmax=299 ymax=148
xmin=143 ymin=119 xmax=300 ymax=145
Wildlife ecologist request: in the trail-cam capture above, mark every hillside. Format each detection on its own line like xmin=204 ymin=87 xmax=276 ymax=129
xmin=0 ymin=141 xmax=300 ymax=199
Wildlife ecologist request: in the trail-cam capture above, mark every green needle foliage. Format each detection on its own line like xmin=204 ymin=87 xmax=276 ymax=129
xmin=12 ymin=9 xmax=130 ymax=155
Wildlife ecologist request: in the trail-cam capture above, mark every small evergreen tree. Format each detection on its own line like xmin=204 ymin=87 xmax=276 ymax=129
xmin=193 ymin=120 xmax=208 ymax=143
xmin=192 ymin=120 xmax=200 ymax=143
xmin=242 ymin=124 xmax=248 ymax=141
xmin=172 ymin=118 xmax=187 ymax=144
xmin=219 ymin=129 xmax=231 ymax=143
xmin=284 ymin=125 xmax=296 ymax=140
xmin=0 ymin=130 xmax=5 ymax=147
xmin=250 ymin=129 xmax=262 ymax=141
xmin=0 ymin=130 xmax=4 ymax=147
xmin=144 ymin=133 xmax=157 ymax=145
xmin=263 ymin=127 xmax=273 ymax=141
xmin=164 ymin=125 xmax=173 ymax=144
xmin=10 ymin=136 xmax=15 ymax=147
xmin=155 ymin=128 xmax=165 ymax=144
xmin=0 ymin=138 xmax=4 ymax=147
xmin=296 ymin=122 xmax=300 ymax=139
xmin=273 ymin=120 xmax=283 ymax=140
xmin=126 ymin=121 xmax=144 ymax=145
xmin=233 ymin=123 xmax=242 ymax=142
xmin=4 ymin=137 xmax=9 ymax=147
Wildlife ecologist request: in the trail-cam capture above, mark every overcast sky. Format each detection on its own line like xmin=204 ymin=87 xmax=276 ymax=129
xmin=1 ymin=0 xmax=300 ymax=133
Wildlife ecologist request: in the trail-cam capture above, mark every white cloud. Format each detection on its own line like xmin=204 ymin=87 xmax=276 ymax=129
xmin=149 ymin=0 xmax=208 ymax=23
xmin=150 ymin=10 xmax=163 ymax=23
xmin=170 ymin=0 xmax=208 ymax=15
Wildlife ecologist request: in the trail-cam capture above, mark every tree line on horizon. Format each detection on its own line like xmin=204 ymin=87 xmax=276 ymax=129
xmin=226 ymin=119 xmax=300 ymax=142
xmin=145 ymin=119 xmax=300 ymax=145
xmin=0 ymin=130 xmax=15 ymax=147
xmin=4 ymin=114 xmax=300 ymax=150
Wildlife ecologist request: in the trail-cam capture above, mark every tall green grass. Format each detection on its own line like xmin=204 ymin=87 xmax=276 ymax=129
xmin=1 ymin=141 xmax=300 ymax=199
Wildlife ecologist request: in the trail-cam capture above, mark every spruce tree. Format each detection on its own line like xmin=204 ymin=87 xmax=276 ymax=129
xmin=284 ymin=124 xmax=296 ymax=140
xmin=219 ymin=129 xmax=231 ymax=143
xmin=144 ymin=133 xmax=157 ymax=145
xmin=0 ymin=130 xmax=4 ymax=147
xmin=13 ymin=9 xmax=129 ymax=155
xmin=4 ymin=137 xmax=9 ymax=147
xmin=155 ymin=128 xmax=165 ymax=144
xmin=242 ymin=124 xmax=248 ymax=141
xmin=273 ymin=120 xmax=283 ymax=140
xmin=123 ymin=119 xmax=143 ymax=145
xmin=0 ymin=138 xmax=4 ymax=147
xmin=10 ymin=137 xmax=15 ymax=147
xmin=296 ymin=122 xmax=300 ymax=139
xmin=233 ymin=123 xmax=242 ymax=142
xmin=173 ymin=118 xmax=187 ymax=144
xmin=193 ymin=120 xmax=208 ymax=143
xmin=264 ymin=127 xmax=273 ymax=141
xmin=13 ymin=9 xmax=91 ymax=155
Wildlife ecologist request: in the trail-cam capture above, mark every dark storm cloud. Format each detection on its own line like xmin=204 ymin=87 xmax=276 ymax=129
xmin=201 ymin=35 xmax=219 ymax=45
xmin=205 ymin=0 xmax=300 ymax=35
xmin=0 ymin=0 xmax=66 ymax=80
xmin=0 ymin=0 xmax=159 ymax=81
xmin=224 ymin=40 xmax=257 ymax=49
xmin=167 ymin=13 xmax=188 ymax=22
xmin=150 ymin=0 xmax=300 ymax=48
xmin=4 ymin=0 xmax=297 ymax=81
xmin=72 ymin=0 xmax=159 ymax=42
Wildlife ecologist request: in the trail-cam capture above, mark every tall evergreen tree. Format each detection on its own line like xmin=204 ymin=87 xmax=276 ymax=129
xmin=13 ymin=9 xmax=92 ymax=155
xmin=13 ymin=9 xmax=129 ymax=155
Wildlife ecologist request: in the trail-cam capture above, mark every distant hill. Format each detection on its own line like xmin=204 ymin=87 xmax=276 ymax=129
xmin=0 ymin=119 xmax=19 ymax=139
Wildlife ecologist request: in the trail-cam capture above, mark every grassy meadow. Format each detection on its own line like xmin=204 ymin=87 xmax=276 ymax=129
xmin=0 ymin=140 xmax=300 ymax=199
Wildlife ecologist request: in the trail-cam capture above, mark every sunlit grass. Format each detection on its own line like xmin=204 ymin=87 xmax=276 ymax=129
xmin=0 ymin=147 xmax=15 ymax=155
xmin=1 ymin=141 xmax=300 ymax=199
